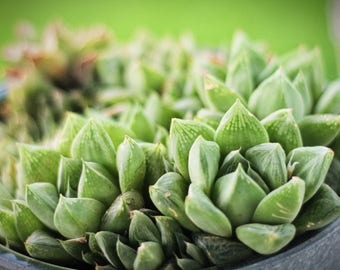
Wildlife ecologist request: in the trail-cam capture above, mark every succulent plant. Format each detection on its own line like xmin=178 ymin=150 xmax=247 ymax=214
xmin=0 ymin=26 xmax=339 ymax=269
xmin=0 ymin=98 xmax=338 ymax=269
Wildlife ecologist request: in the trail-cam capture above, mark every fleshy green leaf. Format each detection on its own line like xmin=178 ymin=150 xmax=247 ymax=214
xmin=261 ymin=109 xmax=303 ymax=154
xmin=298 ymin=114 xmax=340 ymax=146
xmin=236 ymin=223 xmax=296 ymax=255
xmin=149 ymin=172 xmax=198 ymax=231
xmin=12 ymin=200 xmax=45 ymax=242
xmin=128 ymin=210 xmax=161 ymax=246
xmin=212 ymin=165 xmax=266 ymax=226
xmin=101 ymin=191 xmax=144 ymax=233
xmin=26 ymin=183 xmax=59 ymax=231
xmin=117 ymin=136 xmax=146 ymax=193
xmin=252 ymin=177 xmax=305 ymax=224
xmin=56 ymin=112 xmax=87 ymax=157
xmin=25 ymin=230 xmax=76 ymax=264
xmin=54 ymin=196 xmax=105 ymax=238
xmin=248 ymin=69 xmax=305 ymax=121
xmin=18 ymin=144 xmax=60 ymax=186
xmin=71 ymin=119 xmax=116 ymax=173
xmin=188 ymin=136 xmax=220 ymax=195
xmin=133 ymin=241 xmax=165 ymax=270
xmin=245 ymin=143 xmax=287 ymax=189
xmin=204 ymin=74 xmax=243 ymax=112
xmin=78 ymin=162 xmax=119 ymax=206
xmin=169 ymin=119 xmax=214 ymax=180
xmin=287 ymin=146 xmax=334 ymax=202
xmin=215 ymin=99 xmax=269 ymax=155
xmin=185 ymin=184 xmax=232 ymax=237
xmin=294 ymin=184 xmax=340 ymax=233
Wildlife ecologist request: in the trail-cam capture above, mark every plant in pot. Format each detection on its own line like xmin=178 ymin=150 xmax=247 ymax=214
xmin=0 ymin=26 xmax=339 ymax=270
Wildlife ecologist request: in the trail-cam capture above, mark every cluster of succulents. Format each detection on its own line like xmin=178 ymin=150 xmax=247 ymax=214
xmin=0 ymin=24 xmax=339 ymax=269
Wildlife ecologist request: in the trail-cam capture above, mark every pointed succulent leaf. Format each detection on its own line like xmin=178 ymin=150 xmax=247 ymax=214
xmin=128 ymin=210 xmax=161 ymax=246
xmin=81 ymin=251 xmax=97 ymax=266
xmin=71 ymin=119 xmax=116 ymax=173
xmin=12 ymin=200 xmax=45 ymax=242
xmin=218 ymin=149 xmax=248 ymax=177
xmin=25 ymin=230 xmax=76 ymax=264
xmin=117 ymin=136 xmax=146 ymax=193
xmin=215 ymin=99 xmax=269 ymax=155
xmin=155 ymin=216 xmax=182 ymax=257
xmin=175 ymin=232 xmax=192 ymax=257
xmin=96 ymin=231 xmax=123 ymax=268
xmin=212 ymin=164 xmax=266 ymax=226
xmin=78 ymin=162 xmax=119 ymax=206
xmin=116 ymin=238 xmax=136 ymax=270
xmin=18 ymin=144 xmax=60 ymax=185
xmin=169 ymin=119 xmax=214 ymax=180
xmin=26 ymin=183 xmax=59 ymax=231
xmin=56 ymin=112 xmax=87 ymax=156
xmin=185 ymin=184 xmax=232 ymax=237
xmin=293 ymin=71 xmax=313 ymax=114
xmin=54 ymin=196 xmax=105 ymax=238
xmin=59 ymin=237 xmax=89 ymax=262
xmin=0 ymin=207 xmax=21 ymax=245
xmin=101 ymin=191 xmax=144 ymax=233
xmin=315 ymin=80 xmax=340 ymax=114
xmin=226 ymin=51 xmax=254 ymax=100
xmin=252 ymin=177 xmax=305 ymax=224
xmin=57 ymin=156 xmax=82 ymax=197
xmin=287 ymin=146 xmax=334 ymax=202
xmin=248 ymin=69 xmax=305 ymax=121
xmin=294 ymin=184 xmax=340 ymax=233
xmin=86 ymin=232 xmax=106 ymax=262
xmin=195 ymin=109 xmax=223 ymax=129
xmin=127 ymin=105 xmax=155 ymax=142
xmin=193 ymin=232 xmax=253 ymax=266
xmin=149 ymin=172 xmax=198 ymax=231
xmin=133 ymin=241 xmax=165 ymax=270
xmin=85 ymin=232 xmax=104 ymax=256
xmin=140 ymin=142 xmax=168 ymax=186
xmin=184 ymin=241 xmax=208 ymax=265
xmin=245 ymin=143 xmax=288 ymax=189
xmin=236 ymin=223 xmax=296 ymax=255
xmin=261 ymin=109 xmax=303 ymax=154
xmin=204 ymin=74 xmax=244 ymax=112
xmin=188 ymin=136 xmax=220 ymax=195
xmin=93 ymin=114 xmax=136 ymax=148
xmin=298 ymin=114 xmax=340 ymax=146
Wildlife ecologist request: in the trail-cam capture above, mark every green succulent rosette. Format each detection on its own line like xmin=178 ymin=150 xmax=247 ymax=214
xmin=0 ymin=27 xmax=339 ymax=270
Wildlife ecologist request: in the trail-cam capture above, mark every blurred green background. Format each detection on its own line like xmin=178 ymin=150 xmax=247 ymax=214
xmin=1 ymin=0 xmax=338 ymax=79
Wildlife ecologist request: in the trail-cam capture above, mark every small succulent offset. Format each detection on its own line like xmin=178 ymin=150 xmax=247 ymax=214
xmin=0 ymin=28 xmax=339 ymax=270
xmin=0 ymin=99 xmax=338 ymax=270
